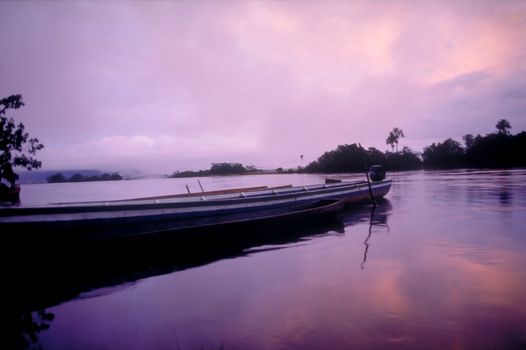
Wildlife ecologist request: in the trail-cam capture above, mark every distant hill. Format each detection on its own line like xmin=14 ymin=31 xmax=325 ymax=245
xmin=17 ymin=170 xmax=104 ymax=184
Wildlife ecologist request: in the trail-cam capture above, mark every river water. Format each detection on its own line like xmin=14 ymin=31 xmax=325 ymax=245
xmin=14 ymin=169 xmax=526 ymax=349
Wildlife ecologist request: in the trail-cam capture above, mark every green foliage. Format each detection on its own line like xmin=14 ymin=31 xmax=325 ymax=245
xmin=0 ymin=94 xmax=44 ymax=188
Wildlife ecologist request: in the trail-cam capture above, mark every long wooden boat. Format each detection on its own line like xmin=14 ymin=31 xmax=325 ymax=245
xmin=0 ymin=179 xmax=391 ymax=243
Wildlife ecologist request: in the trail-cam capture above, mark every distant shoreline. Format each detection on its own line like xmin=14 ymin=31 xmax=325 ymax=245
xmin=46 ymin=172 xmax=123 ymax=184
xmin=17 ymin=166 xmax=526 ymax=186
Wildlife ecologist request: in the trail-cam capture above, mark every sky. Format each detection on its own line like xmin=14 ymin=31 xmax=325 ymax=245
xmin=1 ymin=0 xmax=526 ymax=174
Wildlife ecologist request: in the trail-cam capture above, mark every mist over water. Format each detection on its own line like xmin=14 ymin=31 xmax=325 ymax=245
xmin=16 ymin=169 xmax=526 ymax=349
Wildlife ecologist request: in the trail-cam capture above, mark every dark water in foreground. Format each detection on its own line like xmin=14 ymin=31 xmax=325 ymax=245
xmin=13 ymin=170 xmax=526 ymax=349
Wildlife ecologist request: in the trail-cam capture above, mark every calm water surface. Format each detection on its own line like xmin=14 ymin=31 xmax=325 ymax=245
xmin=17 ymin=170 xmax=526 ymax=349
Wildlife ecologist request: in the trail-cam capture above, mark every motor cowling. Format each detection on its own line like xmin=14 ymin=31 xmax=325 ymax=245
xmin=368 ymin=165 xmax=386 ymax=182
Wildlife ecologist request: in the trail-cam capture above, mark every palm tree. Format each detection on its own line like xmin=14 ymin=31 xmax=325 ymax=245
xmin=386 ymin=127 xmax=405 ymax=152
xmin=386 ymin=132 xmax=396 ymax=152
xmin=496 ymin=119 xmax=511 ymax=135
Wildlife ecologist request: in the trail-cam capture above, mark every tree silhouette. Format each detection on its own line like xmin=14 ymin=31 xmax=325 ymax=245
xmin=462 ymin=134 xmax=474 ymax=149
xmin=305 ymin=143 xmax=422 ymax=172
xmin=422 ymin=138 xmax=464 ymax=168
xmin=47 ymin=173 xmax=66 ymax=183
xmin=496 ymin=119 xmax=511 ymax=135
xmin=386 ymin=132 xmax=396 ymax=152
xmin=386 ymin=128 xmax=405 ymax=152
xmin=210 ymin=162 xmax=246 ymax=175
xmin=0 ymin=95 xmax=44 ymax=190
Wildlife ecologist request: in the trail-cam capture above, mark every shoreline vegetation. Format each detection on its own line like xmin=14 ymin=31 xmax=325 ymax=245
xmin=47 ymin=172 xmax=123 ymax=183
xmin=169 ymin=162 xmax=258 ymax=178
xmin=30 ymin=120 xmax=526 ymax=183
xmin=168 ymin=120 xmax=526 ymax=178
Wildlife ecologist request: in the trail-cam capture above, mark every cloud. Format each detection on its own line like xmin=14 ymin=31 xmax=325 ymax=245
xmin=1 ymin=1 xmax=526 ymax=171
xmin=42 ymin=131 xmax=262 ymax=172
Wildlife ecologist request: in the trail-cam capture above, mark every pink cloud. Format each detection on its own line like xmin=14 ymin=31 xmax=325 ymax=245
xmin=1 ymin=1 xmax=525 ymax=172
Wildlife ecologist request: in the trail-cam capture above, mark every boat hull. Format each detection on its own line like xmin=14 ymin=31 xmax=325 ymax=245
xmin=1 ymin=179 xmax=392 ymax=244
xmin=3 ymin=198 xmax=345 ymax=245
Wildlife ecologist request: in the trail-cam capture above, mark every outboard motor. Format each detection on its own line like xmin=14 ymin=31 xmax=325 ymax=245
xmin=368 ymin=165 xmax=386 ymax=182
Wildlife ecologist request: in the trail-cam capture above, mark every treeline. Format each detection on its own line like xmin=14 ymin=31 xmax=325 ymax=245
xmin=47 ymin=172 xmax=123 ymax=183
xmin=423 ymin=131 xmax=526 ymax=168
xmin=169 ymin=163 xmax=257 ymax=178
xmin=166 ymin=121 xmax=524 ymax=177
xmin=305 ymin=120 xmax=525 ymax=173
xmin=305 ymin=144 xmax=422 ymax=173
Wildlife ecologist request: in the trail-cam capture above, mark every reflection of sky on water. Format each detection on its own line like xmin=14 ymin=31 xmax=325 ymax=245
xmin=31 ymin=170 xmax=526 ymax=349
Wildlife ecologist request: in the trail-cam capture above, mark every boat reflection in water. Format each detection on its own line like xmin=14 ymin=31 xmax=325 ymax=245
xmin=9 ymin=199 xmax=391 ymax=349
xmin=332 ymin=198 xmax=392 ymax=269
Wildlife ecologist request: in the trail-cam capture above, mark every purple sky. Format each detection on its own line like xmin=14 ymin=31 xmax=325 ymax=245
xmin=1 ymin=1 xmax=525 ymax=173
